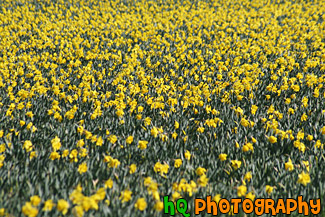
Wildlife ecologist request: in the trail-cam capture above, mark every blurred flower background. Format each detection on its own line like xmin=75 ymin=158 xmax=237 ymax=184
xmin=0 ymin=0 xmax=325 ymax=216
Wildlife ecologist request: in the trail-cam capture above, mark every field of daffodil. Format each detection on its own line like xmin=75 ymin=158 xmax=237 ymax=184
xmin=0 ymin=0 xmax=325 ymax=216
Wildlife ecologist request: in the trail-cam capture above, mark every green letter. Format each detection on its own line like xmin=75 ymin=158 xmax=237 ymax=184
xmin=164 ymin=196 xmax=175 ymax=215
xmin=177 ymin=198 xmax=190 ymax=217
